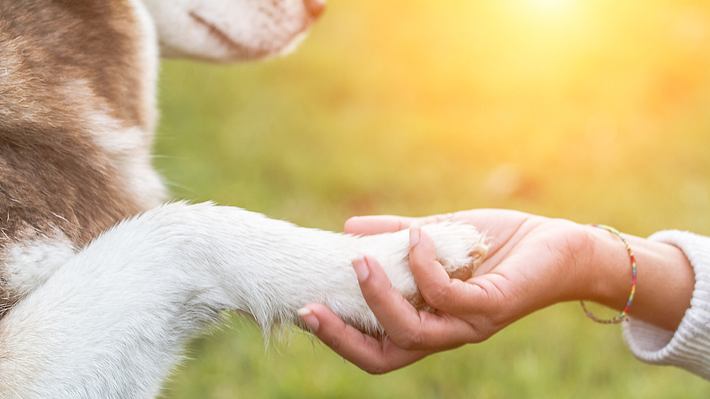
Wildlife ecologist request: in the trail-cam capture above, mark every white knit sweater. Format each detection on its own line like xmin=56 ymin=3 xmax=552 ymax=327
xmin=623 ymin=230 xmax=710 ymax=379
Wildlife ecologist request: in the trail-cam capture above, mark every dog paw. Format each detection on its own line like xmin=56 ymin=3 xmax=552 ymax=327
xmin=422 ymin=222 xmax=489 ymax=279
xmin=403 ymin=222 xmax=489 ymax=308
xmin=364 ymin=222 xmax=489 ymax=311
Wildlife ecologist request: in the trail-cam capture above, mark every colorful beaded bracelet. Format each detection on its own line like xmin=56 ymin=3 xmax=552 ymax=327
xmin=580 ymin=224 xmax=638 ymax=324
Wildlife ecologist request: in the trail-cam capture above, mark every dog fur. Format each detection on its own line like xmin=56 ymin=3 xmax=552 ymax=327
xmin=0 ymin=1 xmax=488 ymax=397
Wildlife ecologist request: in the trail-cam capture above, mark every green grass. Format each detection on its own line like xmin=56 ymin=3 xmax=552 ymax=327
xmin=156 ymin=1 xmax=710 ymax=397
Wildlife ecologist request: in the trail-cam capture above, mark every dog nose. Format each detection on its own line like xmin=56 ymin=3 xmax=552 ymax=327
xmin=304 ymin=0 xmax=326 ymax=19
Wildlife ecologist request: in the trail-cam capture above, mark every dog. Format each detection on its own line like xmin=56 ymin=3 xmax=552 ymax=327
xmin=0 ymin=1 xmax=488 ymax=397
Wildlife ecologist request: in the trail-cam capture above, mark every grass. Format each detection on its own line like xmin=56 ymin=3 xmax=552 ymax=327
xmin=156 ymin=1 xmax=710 ymax=397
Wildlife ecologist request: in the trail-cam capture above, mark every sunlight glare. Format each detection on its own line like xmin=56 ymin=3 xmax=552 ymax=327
xmin=526 ymin=0 xmax=576 ymax=16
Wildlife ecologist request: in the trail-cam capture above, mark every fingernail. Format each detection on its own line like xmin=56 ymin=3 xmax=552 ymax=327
xmin=352 ymin=257 xmax=370 ymax=282
xmin=410 ymin=227 xmax=421 ymax=248
xmin=298 ymin=307 xmax=320 ymax=332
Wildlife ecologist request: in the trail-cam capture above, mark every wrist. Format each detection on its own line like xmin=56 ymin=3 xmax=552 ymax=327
xmin=574 ymin=224 xmax=632 ymax=309
xmin=576 ymin=225 xmax=694 ymax=330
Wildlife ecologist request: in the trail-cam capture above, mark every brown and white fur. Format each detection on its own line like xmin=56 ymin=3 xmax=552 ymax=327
xmin=0 ymin=1 xmax=488 ymax=398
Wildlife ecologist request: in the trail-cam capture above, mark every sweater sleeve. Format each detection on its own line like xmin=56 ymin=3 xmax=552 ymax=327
xmin=622 ymin=230 xmax=710 ymax=379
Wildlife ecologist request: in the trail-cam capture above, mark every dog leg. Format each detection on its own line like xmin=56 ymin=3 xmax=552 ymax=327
xmin=0 ymin=202 xmax=486 ymax=399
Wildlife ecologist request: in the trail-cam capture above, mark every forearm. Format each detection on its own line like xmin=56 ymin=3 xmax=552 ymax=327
xmin=582 ymin=225 xmax=694 ymax=331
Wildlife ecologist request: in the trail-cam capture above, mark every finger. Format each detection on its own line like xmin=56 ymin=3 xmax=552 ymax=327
xmin=344 ymin=215 xmax=415 ymax=235
xmin=409 ymin=228 xmax=487 ymax=314
xmin=354 ymin=256 xmax=477 ymax=350
xmin=299 ymin=304 xmax=430 ymax=374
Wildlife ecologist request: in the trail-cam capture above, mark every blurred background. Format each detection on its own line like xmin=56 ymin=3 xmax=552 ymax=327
xmin=156 ymin=0 xmax=710 ymax=397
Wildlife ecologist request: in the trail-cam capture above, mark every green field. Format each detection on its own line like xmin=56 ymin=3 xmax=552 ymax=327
xmin=156 ymin=1 xmax=710 ymax=397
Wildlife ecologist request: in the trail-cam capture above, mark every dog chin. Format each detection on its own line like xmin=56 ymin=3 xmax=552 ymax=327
xmin=160 ymin=26 xmax=311 ymax=62
xmin=220 ymin=31 xmax=312 ymax=62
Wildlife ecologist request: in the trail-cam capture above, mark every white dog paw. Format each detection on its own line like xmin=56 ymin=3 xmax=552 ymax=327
xmin=407 ymin=222 xmax=489 ymax=307
xmin=421 ymin=222 xmax=489 ymax=279
xmin=367 ymin=222 xmax=489 ymax=310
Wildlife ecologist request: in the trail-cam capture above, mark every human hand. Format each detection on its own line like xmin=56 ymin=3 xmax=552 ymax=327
xmin=298 ymin=210 xmax=607 ymax=373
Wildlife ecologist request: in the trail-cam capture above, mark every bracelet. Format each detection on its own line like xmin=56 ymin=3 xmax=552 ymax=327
xmin=579 ymin=224 xmax=638 ymax=324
